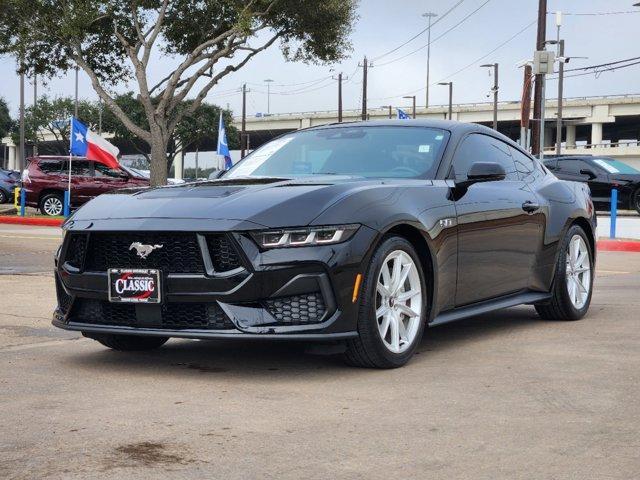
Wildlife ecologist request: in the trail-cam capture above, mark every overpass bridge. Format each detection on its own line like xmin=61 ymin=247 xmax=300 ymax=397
xmin=3 ymin=94 xmax=640 ymax=172
xmin=232 ymin=94 xmax=640 ymax=167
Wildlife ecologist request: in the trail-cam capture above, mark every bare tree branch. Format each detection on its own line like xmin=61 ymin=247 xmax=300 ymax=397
xmin=168 ymin=33 xmax=281 ymax=133
xmin=71 ymin=47 xmax=151 ymax=142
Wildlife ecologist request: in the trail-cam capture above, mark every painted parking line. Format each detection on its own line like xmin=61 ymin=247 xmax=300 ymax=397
xmin=0 ymin=234 xmax=61 ymax=241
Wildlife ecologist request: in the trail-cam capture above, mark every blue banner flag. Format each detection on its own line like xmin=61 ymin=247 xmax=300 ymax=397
xmin=397 ymin=108 xmax=410 ymax=120
xmin=217 ymin=113 xmax=232 ymax=169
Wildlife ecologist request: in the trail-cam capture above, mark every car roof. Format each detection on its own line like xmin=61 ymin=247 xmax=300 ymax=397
xmin=28 ymin=156 xmax=90 ymax=162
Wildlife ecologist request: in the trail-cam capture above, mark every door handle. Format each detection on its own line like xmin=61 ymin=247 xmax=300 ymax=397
xmin=522 ymin=200 xmax=540 ymax=213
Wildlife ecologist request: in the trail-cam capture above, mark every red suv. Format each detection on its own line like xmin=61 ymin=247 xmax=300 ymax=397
xmin=22 ymin=156 xmax=150 ymax=216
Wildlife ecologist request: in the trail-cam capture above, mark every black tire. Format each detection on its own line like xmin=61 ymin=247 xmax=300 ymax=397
xmin=39 ymin=192 xmax=64 ymax=216
xmin=343 ymin=236 xmax=428 ymax=368
xmin=0 ymin=189 xmax=8 ymax=204
xmin=535 ymin=224 xmax=594 ymax=321
xmin=633 ymin=189 xmax=640 ymax=215
xmin=91 ymin=334 xmax=169 ymax=351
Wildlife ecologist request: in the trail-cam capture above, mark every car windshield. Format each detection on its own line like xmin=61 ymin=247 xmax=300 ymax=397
xmin=224 ymin=126 xmax=450 ymax=179
xmin=592 ymin=158 xmax=640 ymax=174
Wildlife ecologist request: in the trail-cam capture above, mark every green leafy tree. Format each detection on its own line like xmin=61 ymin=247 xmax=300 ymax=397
xmin=0 ymin=98 xmax=12 ymax=140
xmin=10 ymin=96 xmax=99 ymax=155
xmin=0 ymin=0 xmax=357 ymax=185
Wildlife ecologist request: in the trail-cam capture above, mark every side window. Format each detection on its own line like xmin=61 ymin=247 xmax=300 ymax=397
xmin=557 ymin=159 xmax=582 ymax=174
xmin=38 ymin=160 xmax=63 ymax=175
xmin=452 ymin=134 xmax=517 ymax=181
xmin=70 ymin=160 xmax=92 ymax=176
xmin=94 ymin=163 xmax=123 ymax=178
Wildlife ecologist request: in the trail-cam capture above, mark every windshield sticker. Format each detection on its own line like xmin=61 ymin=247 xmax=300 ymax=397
xmin=418 ymin=145 xmax=431 ymax=153
xmin=230 ymin=137 xmax=294 ymax=176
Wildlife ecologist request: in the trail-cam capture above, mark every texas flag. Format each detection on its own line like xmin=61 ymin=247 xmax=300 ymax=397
xmin=70 ymin=117 xmax=120 ymax=169
xmin=217 ymin=113 xmax=232 ymax=170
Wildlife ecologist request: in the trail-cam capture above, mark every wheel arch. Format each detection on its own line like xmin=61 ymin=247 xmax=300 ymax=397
xmin=376 ymin=223 xmax=437 ymax=322
xmin=570 ymin=216 xmax=596 ymax=261
xmin=39 ymin=188 xmax=65 ymax=206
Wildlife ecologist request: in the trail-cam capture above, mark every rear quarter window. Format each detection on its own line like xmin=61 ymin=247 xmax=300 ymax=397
xmin=37 ymin=160 xmax=63 ymax=174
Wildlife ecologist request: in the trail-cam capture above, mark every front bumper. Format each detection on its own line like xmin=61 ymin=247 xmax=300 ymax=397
xmin=53 ymin=222 xmax=378 ymax=340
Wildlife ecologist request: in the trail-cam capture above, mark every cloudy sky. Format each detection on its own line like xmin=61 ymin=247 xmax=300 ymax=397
xmin=1 ymin=0 xmax=638 ymax=118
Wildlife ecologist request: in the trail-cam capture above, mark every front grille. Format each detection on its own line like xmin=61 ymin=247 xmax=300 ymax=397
xmin=70 ymin=299 xmax=234 ymax=330
xmin=265 ymin=292 xmax=327 ymax=325
xmin=84 ymin=232 xmax=205 ymax=273
xmin=64 ymin=233 xmax=88 ymax=269
xmin=55 ymin=274 xmax=73 ymax=314
xmin=205 ymin=234 xmax=243 ymax=272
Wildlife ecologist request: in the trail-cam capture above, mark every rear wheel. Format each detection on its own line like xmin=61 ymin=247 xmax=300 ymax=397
xmin=535 ymin=225 xmax=593 ymax=321
xmin=344 ymin=236 xmax=428 ymax=368
xmin=40 ymin=192 xmax=64 ymax=216
xmin=91 ymin=334 xmax=169 ymax=351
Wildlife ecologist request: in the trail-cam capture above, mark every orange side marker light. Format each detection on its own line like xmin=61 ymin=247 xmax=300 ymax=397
xmin=352 ymin=273 xmax=363 ymax=303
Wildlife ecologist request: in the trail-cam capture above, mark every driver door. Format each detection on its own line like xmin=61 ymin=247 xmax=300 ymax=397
xmin=451 ymin=134 xmax=544 ymax=306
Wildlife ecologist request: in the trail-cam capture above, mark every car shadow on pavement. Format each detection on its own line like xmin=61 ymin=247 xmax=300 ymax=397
xmin=63 ymin=305 xmax=543 ymax=377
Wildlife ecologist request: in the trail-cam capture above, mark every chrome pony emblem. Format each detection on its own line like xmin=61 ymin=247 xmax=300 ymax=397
xmin=129 ymin=242 xmax=163 ymax=259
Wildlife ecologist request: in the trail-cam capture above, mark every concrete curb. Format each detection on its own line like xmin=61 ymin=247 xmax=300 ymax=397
xmin=597 ymin=239 xmax=640 ymax=252
xmin=0 ymin=216 xmax=64 ymax=227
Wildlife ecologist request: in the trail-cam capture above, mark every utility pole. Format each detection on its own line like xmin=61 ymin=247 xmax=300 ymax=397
xmin=555 ymin=11 xmax=564 ymax=155
xmin=423 ymin=12 xmax=438 ymax=108
xmin=403 ymin=95 xmax=416 ymax=119
xmin=520 ymin=64 xmax=533 ymax=149
xmin=19 ymin=66 xmax=25 ymax=172
xmin=264 ymin=79 xmax=274 ymax=115
xmin=98 ymin=97 xmax=103 ymax=135
xmin=241 ymin=83 xmax=247 ymax=158
xmin=337 ymin=73 xmax=343 ymax=122
xmin=380 ymin=106 xmax=393 ymax=119
xmin=531 ymin=0 xmax=547 ymax=156
xmin=360 ymin=56 xmax=369 ymax=121
xmin=438 ymin=82 xmax=453 ymax=120
xmin=33 ymin=74 xmax=38 ymax=156
xmin=74 ymin=66 xmax=79 ymax=117
xmin=481 ymin=63 xmax=499 ymax=130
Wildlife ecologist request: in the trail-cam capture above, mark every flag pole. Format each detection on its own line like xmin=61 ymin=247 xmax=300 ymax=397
xmin=65 ymin=116 xmax=72 ymax=216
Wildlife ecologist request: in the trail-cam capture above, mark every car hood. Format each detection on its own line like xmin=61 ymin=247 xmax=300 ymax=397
xmin=69 ymin=176 xmax=402 ymax=229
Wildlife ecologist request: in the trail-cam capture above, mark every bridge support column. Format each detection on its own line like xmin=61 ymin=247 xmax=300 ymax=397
xmin=591 ymin=122 xmax=603 ymax=147
xmin=544 ymin=126 xmax=554 ymax=149
xmin=174 ymin=149 xmax=184 ymax=180
xmin=7 ymin=144 xmax=17 ymax=171
xmin=565 ymin=125 xmax=576 ymax=149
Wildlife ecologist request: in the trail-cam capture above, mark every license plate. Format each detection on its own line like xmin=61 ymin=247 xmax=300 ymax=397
xmin=108 ymin=268 xmax=161 ymax=304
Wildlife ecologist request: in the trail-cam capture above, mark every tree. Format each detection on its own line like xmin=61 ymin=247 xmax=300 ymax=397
xmin=0 ymin=0 xmax=357 ymax=185
xmin=0 ymin=98 xmax=12 ymax=140
xmin=10 ymin=96 xmax=99 ymax=154
xmin=101 ymin=93 xmax=239 ymax=172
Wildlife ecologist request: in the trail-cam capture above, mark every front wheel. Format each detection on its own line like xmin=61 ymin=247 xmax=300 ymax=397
xmin=536 ymin=225 xmax=593 ymax=321
xmin=0 ymin=189 xmax=8 ymax=204
xmin=344 ymin=236 xmax=428 ymax=368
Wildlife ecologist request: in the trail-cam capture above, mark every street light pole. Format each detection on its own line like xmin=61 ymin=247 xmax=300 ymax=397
xmin=403 ymin=96 xmax=416 ymax=119
xmin=555 ymin=11 xmax=564 ymax=155
xmin=480 ymin=63 xmax=499 ymax=130
xmin=438 ymin=82 xmax=453 ymax=120
xmin=74 ymin=66 xmax=79 ymax=117
xmin=33 ymin=74 xmax=38 ymax=156
xmin=263 ymin=79 xmax=274 ymax=115
xmin=422 ymin=12 xmax=438 ymax=109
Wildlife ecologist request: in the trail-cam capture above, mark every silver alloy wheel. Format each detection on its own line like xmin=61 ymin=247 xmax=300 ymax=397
xmin=43 ymin=197 xmax=63 ymax=216
xmin=565 ymin=234 xmax=591 ymax=309
xmin=376 ymin=249 xmax=423 ymax=354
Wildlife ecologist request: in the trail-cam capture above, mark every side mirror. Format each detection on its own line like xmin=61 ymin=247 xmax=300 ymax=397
xmin=579 ymin=168 xmax=597 ymax=180
xmin=456 ymin=162 xmax=506 ymax=188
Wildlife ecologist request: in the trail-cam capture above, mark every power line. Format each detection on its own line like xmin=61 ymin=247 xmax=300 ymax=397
xmin=371 ymin=0 xmax=467 ymax=62
xmin=549 ymin=59 xmax=640 ymax=80
xmin=374 ymin=0 xmax=492 ymax=67
xmin=562 ymin=56 xmax=640 ymax=73
xmin=246 ymin=75 xmax=333 ymax=88
xmin=548 ymin=10 xmax=640 ymax=16
xmin=369 ymin=18 xmax=536 ymax=102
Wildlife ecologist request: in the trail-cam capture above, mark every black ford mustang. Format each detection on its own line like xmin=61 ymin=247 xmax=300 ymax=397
xmin=53 ymin=120 xmax=596 ymax=368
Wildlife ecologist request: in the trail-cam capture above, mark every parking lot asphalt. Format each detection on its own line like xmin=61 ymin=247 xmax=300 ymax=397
xmin=1 ymin=224 xmax=639 ymax=479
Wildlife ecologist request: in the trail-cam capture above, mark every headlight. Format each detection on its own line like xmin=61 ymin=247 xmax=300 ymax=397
xmin=251 ymin=224 xmax=360 ymax=249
